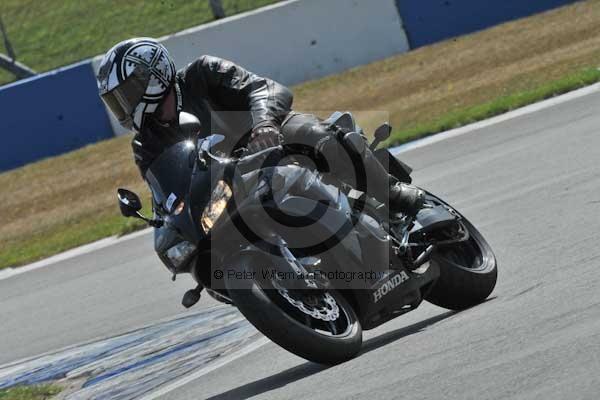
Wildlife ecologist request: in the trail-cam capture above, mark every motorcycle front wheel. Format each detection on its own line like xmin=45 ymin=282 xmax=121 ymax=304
xmin=225 ymin=256 xmax=362 ymax=365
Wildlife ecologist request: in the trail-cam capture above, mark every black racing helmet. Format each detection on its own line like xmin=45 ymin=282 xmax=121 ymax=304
xmin=96 ymin=38 xmax=176 ymax=132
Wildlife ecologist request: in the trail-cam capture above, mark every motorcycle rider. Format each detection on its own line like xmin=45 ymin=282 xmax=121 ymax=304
xmin=96 ymin=38 xmax=425 ymax=217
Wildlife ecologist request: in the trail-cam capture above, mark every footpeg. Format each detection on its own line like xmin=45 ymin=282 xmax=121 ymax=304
xmin=182 ymin=285 xmax=203 ymax=308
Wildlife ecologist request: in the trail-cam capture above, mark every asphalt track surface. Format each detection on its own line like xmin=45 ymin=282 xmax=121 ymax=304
xmin=2 ymin=88 xmax=600 ymax=399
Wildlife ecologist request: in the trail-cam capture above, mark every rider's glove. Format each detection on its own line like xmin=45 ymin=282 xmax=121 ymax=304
xmin=247 ymin=124 xmax=283 ymax=154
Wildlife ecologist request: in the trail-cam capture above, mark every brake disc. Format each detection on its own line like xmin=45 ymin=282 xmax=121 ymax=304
xmin=276 ymin=288 xmax=340 ymax=322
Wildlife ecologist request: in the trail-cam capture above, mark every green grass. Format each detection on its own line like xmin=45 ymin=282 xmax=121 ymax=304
xmin=0 ymin=0 xmax=280 ymax=85
xmin=2 ymin=68 xmax=598 ymax=269
xmin=0 ymin=205 xmax=150 ymax=269
xmin=385 ymin=67 xmax=600 ymax=146
xmin=0 ymin=385 xmax=61 ymax=400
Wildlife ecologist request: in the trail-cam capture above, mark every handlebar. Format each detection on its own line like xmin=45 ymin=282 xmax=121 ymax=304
xmin=231 ymin=145 xmax=286 ymax=174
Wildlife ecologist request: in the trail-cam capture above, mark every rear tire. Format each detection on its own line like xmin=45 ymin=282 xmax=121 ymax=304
xmin=225 ymin=257 xmax=362 ymax=364
xmin=423 ymin=193 xmax=498 ymax=310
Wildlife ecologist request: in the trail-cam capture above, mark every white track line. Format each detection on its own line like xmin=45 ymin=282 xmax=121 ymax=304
xmin=3 ymin=81 xmax=600 ymax=281
xmin=393 ymin=81 xmax=600 ymax=154
xmin=0 ymin=228 xmax=151 ymax=281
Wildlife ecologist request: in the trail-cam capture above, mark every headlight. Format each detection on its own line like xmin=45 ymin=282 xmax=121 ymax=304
xmin=201 ymin=180 xmax=232 ymax=233
xmin=165 ymin=241 xmax=197 ymax=268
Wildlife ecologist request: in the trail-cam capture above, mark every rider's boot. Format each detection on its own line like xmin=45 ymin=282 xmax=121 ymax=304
xmin=361 ymin=149 xmax=425 ymax=216
xmin=388 ymin=179 xmax=425 ymax=216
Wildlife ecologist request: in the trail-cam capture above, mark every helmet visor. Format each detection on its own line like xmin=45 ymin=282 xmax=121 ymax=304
xmin=100 ymin=65 xmax=150 ymax=129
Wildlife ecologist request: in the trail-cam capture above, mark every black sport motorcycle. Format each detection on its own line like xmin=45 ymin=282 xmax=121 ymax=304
xmin=117 ymin=112 xmax=497 ymax=364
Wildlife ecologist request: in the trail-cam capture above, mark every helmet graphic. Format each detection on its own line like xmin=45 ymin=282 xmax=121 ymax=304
xmin=96 ymin=37 xmax=176 ymax=131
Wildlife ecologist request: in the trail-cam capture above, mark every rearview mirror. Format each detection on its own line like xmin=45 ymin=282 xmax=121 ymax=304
xmin=369 ymin=122 xmax=392 ymax=151
xmin=179 ymin=112 xmax=201 ymax=137
xmin=116 ymin=189 xmax=163 ymax=228
xmin=117 ymin=188 xmax=142 ymax=217
xmin=374 ymin=123 xmax=392 ymax=142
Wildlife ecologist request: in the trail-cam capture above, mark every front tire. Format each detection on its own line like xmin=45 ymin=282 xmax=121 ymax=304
xmin=225 ymin=256 xmax=362 ymax=365
xmin=423 ymin=192 xmax=498 ymax=310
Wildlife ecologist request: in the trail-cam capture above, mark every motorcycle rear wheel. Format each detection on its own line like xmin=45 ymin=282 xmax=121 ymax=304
xmin=423 ymin=192 xmax=498 ymax=310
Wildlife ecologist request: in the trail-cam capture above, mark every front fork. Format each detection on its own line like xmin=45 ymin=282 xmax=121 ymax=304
xmin=244 ymin=235 xmax=327 ymax=291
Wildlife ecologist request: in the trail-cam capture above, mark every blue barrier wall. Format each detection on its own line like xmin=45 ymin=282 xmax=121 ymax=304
xmin=0 ymin=61 xmax=113 ymax=172
xmin=397 ymin=0 xmax=580 ymax=48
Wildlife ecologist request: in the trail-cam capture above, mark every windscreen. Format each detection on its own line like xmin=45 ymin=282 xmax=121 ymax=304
xmin=144 ymin=140 xmax=197 ymax=213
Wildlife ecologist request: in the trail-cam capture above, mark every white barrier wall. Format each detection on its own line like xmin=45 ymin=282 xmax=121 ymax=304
xmin=92 ymin=0 xmax=409 ymax=135
xmin=160 ymin=0 xmax=408 ymax=84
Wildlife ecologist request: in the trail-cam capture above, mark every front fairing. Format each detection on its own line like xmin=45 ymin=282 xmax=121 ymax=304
xmin=144 ymin=140 xmax=225 ymax=260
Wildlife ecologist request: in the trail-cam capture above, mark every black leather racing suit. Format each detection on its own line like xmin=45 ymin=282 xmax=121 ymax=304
xmin=132 ymin=55 xmax=293 ymax=175
xmin=132 ymin=55 xmax=395 ymax=208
